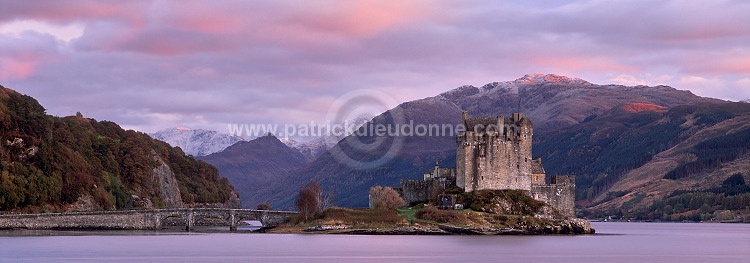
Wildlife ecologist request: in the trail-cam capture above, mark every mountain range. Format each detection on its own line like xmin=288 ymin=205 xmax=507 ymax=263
xmin=195 ymin=117 xmax=372 ymax=207
xmin=279 ymin=116 xmax=372 ymax=162
xmin=248 ymin=74 xmax=729 ymax=210
xmin=150 ymin=127 xmax=244 ymax=156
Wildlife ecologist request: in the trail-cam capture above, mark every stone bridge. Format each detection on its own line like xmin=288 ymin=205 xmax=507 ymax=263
xmin=0 ymin=208 xmax=297 ymax=231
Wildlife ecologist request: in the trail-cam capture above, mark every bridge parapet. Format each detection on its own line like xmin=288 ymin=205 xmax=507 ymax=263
xmin=0 ymin=209 xmax=297 ymax=231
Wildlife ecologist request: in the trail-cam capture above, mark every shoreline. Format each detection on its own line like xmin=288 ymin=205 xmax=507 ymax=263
xmin=260 ymin=216 xmax=596 ymax=235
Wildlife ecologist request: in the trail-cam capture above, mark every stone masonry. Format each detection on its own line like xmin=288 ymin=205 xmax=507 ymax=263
xmin=457 ymin=111 xmax=534 ymax=192
xmin=0 ymin=208 xmax=297 ymax=231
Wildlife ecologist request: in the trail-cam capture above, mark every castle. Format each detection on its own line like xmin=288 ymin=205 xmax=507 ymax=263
xmin=392 ymin=112 xmax=575 ymax=217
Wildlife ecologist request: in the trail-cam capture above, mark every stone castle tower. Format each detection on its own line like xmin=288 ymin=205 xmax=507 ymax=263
xmin=457 ymin=111 xmax=541 ymax=192
xmin=385 ymin=112 xmax=576 ymax=217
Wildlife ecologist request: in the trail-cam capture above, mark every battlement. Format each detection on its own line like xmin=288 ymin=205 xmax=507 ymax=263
xmin=550 ymin=175 xmax=575 ymax=185
xmin=460 ymin=111 xmax=532 ymax=140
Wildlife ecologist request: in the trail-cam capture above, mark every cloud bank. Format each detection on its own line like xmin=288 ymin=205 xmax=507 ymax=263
xmin=1 ymin=0 xmax=748 ymax=134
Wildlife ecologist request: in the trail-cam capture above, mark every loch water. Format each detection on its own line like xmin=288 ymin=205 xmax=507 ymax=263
xmin=0 ymin=222 xmax=748 ymax=262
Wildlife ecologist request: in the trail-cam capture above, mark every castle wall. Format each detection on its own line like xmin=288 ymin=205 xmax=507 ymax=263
xmin=530 ymin=175 xmax=576 ymax=217
xmin=399 ymin=179 xmax=451 ymax=205
xmin=532 ymin=173 xmax=546 ymax=185
xmin=457 ymin=113 xmax=533 ymax=192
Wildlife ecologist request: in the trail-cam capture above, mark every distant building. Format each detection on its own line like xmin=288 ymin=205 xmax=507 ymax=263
xmin=380 ymin=112 xmax=576 ymax=217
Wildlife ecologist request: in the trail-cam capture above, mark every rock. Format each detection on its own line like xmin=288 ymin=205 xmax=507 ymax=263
xmin=305 ymin=225 xmax=353 ymax=232
xmin=126 ymin=195 xmax=154 ymax=209
xmin=533 ymin=205 xmax=558 ymax=219
xmin=514 ymin=218 xmax=595 ymax=234
xmin=152 ymin=154 xmax=183 ymax=208
xmin=489 ymin=198 xmax=514 ymax=214
xmin=438 ymin=224 xmax=486 ymax=235
xmin=68 ymin=195 xmax=101 ymax=212
xmin=340 ymin=226 xmax=449 ymax=235
xmin=567 ymin=218 xmax=596 ymax=234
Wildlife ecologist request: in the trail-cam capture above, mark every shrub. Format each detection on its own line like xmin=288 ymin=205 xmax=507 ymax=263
xmin=415 ymin=206 xmax=469 ymax=225
xmin=321 ymin=207 xmax=405 ymax=226
xmin=461 ymin=189 xmax=547 ymax=215
xmin=369 ymin=186 xmax=405 ymax=210
xmin=256 ymin=203 xmax=272 ymax=210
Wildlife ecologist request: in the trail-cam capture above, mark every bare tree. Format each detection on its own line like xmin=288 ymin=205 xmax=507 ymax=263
xmin=319 ymin=186 xmax=335 ymax=212
xmin=369 ymin=186 xmax=405 ymax=210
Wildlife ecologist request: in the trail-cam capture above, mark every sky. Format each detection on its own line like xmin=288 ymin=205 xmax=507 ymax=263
xmin=0 ymin=0 xmax=749 ymax=136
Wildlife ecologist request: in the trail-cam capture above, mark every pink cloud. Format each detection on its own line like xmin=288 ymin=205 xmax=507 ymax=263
xmin=607 ymin=74 xmax=674 ymax=86
xmin=117 ymin=30 xmax=236 ymax=56
xmin=167 ymin=13 xmax=243 ymax=34
xmin=717 ymin=57 xmax=750 ymax=74
xmin=0 ymin=58 xmax=36 ymax=81
xmin=531 ymin=56 xmax=639 ymax=72
xmin=0 ymin=32 xmax=60 ymax=81
xmin=301 ymin=0 xmax=435 ymax=37
xmin=160 ymin=2 xmax=247 ymax=34
xmin=675 ymin=51 xmax=750 ymax=75
xmin=3 ymin=0 xmax=750 ymax=133
xmin=64 ymin=0 xmax=439 ymax=55
xmin=253 ymin=0 xmax=437 ymax=47
xmin=0 ymin=1 xmax=146 ymax=26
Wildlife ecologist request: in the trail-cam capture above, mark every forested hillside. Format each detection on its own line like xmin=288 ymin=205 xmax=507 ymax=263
xmin=535 ymin=102 xmax=750 ymax=220
xmin=0 ymin=86 xmax=236 ymax=212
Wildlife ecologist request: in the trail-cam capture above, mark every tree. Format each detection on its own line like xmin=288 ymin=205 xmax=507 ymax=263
xmin=257 ymin=203 xmax=272 ymax=210
xmin=319 ymin=186 xmax=334 ymax=213
xmin=295 ymin=181 xmax=323 ymax=222
xmin=723 ymin=173 xmax=746 ymax=188
xmin=369 ymin=186 xmax=404 ymax=210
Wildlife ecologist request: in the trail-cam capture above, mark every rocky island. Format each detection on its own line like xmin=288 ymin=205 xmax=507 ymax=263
xmin=263 ymin=194 xmax=595 ymax=235
xmin=265 ymin=112 xmax=595 ymax=235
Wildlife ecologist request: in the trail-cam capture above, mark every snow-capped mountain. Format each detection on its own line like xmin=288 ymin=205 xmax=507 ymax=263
xmin=150 ymin=127 xmax=244 ymax=156
xmin=741 ymin=99 xmax=750 ymax=103
xmin=257 ymin=74 xmax=726 ymax=209
xmin=279 ymin=116 xmax=372 ymax=162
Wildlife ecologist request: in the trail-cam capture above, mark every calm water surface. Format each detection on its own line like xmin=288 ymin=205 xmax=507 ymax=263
xmin=0 ymin=222 xmax=748 ymax=262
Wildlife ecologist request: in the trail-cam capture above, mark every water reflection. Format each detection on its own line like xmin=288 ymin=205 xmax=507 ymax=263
xmin=0 ymin=222 xmax=748 ymax=262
